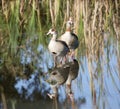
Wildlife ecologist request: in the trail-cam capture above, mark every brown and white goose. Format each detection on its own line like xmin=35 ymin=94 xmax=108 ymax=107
xmin=59 ymin=18 xmax=79 ymax=60
xmin=47 ymin=28 xmax=69 ymax=66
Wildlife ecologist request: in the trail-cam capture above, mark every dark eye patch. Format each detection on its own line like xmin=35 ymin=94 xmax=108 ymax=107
xmin=51 ymin=28 xmax=55 ymax=31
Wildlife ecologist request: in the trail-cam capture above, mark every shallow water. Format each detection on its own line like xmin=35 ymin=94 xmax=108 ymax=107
xmin=0 ymin=35 xmax=120 ymax=109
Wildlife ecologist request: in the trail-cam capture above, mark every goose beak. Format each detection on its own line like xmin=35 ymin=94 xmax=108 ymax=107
xmin=70 ymin=21 xmax=74 ymax=26
xmin=47 ymin=31 xmax=50 ymax=35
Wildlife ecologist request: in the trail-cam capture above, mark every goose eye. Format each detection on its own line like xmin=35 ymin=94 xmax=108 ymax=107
xmin=51 ymin=28 xmax=55 ymax=32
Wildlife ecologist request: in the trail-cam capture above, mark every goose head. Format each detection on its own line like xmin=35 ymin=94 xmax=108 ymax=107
xmin=66 ymin=17 xmax=74 ymax=30
xmin=47 ymin=28 xmax=57 ymax=35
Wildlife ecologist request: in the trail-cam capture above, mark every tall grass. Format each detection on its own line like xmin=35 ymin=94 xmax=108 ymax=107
xmin=8 ymin=1 xmax=20 ymax=56
xmin=0 ymin=1 xmax=120 ymax=106
xmin=0 ymin=0 xmax=119 ymax=75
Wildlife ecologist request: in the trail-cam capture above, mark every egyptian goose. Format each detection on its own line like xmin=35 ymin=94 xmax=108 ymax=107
xmin=47 ymin=28 xmax=69 ymax=66
xmin=59 ymin=18 xmax=79 ymax=60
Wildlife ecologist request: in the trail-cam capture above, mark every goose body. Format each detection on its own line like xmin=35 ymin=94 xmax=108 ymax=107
xmin=47 ymin=29 xmax=69 ymax=66
xmin=59 ymin=18 xmax=79 ymax=59
xmin=48 ymin=37 xmax=69 ymax=57
xmin=60 ymin=30 xmax=79 ymax=50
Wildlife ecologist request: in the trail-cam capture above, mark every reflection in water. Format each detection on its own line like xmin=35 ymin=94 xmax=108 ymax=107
xmin=47 ymin=59 xmax=79 ymax=100
xmin=0 ymin=36 xmax=120 ymax=109
xmin=82 ymin=36 xmax=120 ymax=109
xmin=46 ymin=63 xmax=70 ymax=99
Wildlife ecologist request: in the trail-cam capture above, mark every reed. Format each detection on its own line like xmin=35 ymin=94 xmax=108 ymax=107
xmin=0 ymin=85 xmax=7 ymax=109
xmin=0 ymin=0 xmax=119 ymax=77
xmin=8 ymin=1 xmax=20 ymax=56
xmin=0 ymin=1 xmax=120 ymax=107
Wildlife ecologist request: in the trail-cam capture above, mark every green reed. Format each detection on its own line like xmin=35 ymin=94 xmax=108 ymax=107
xmin=0 ymin=1 xmax=120 ymax=107
xmin=0 ymin=0 xmax=119 ymax=77
xmin=7 ymin=1 xmax=20 ymax=56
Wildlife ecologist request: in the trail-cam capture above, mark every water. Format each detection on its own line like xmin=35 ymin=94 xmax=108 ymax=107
xmin=0 ymin=35 xmax=120 ymax=109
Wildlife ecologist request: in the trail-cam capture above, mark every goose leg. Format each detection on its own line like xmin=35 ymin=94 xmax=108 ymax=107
xmin=64 ymin=55 xmax=68 ymax=63
xmin=66 ymin=84 xmax=74 ymax=101
xmin=47 ymin=86 xmax=58 ymax=99
xmin=58 ymin=57 xmax=64 ymax=67
xmin=59 ymin=56 xmax=67 ymax=65
xmin=53 ymin=55 xmax=57 ymax=67
xmin=66 ymin=77 xmax=72 ymax=93
xmin=70 ymin=50 xmax=75 ymax=61
xmin=66 ymin=84 xmax=72 ymax=94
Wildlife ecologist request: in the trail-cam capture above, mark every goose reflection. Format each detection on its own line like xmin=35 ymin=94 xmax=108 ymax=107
xmin=46 ymin=59 xmax=79 ymax=99
xmin=65 ymin=59 xmax=79 ymax=97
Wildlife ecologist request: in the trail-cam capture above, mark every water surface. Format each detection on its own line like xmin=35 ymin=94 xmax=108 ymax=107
xmin=0 ymin=34 xmax=120 ymax=109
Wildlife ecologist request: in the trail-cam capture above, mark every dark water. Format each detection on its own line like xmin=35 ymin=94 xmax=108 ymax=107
xmin=0 ymin=35 xmax=120 ymax=109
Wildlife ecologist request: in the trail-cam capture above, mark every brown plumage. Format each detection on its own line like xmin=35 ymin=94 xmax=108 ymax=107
xmin=47 ymin=28 xmax=70 ymax=66
xmin=59 ymin=18 xmax=79 ymax=59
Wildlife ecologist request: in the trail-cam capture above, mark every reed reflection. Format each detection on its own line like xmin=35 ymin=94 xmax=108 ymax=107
xmin=83 ymin=30 xmax=120 ymax=109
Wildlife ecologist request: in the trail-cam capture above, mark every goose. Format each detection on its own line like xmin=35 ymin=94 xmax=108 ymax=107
xmin=59 ymin=18 xmax=79 ymax=60
xmin=47 ymin=28 xmax=69 ymax=66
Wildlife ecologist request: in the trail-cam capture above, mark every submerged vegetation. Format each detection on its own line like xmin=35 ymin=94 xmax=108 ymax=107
xmin=0 ymin=0 xmax=120 ymax=107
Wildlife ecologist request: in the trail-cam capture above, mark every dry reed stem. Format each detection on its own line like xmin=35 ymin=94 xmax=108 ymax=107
xmin=74 ymin=0 xmax=80 ymax=34
xmin=49 ymin=0 xmax=55 ymax=27
xmin=54 ymin=0 xmax=60 ymax=25
xmin=113 ymin=14 xmax=120 ymax=39
xmin=2 ymin=0 xmax=9 ymax=22
xmin=0 ymin=0 xmax=119 ymax=78
xmin=1 ymin=90 xmax=7 ymax=109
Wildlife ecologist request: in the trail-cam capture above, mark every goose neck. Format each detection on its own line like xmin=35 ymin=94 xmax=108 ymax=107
xmin=52 ymin=33 xmax=57 ymax=40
